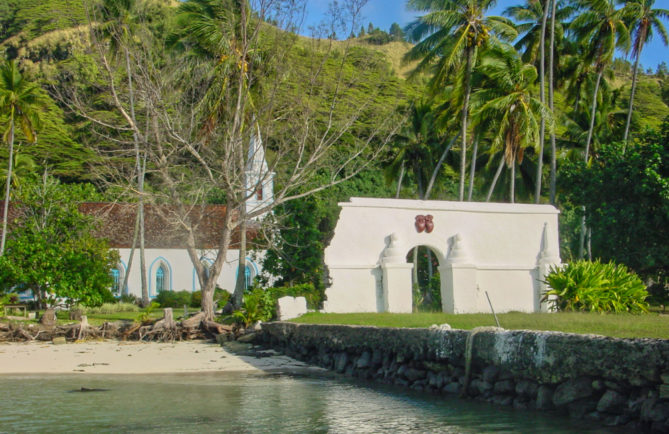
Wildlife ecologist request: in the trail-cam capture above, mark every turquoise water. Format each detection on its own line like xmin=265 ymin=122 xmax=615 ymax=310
xmin=0 ymin=373 xmax=616 ymax=433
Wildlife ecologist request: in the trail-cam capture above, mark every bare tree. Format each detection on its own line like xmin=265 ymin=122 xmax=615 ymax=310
xmin=62 ymin=0 xmax=400 ymax=319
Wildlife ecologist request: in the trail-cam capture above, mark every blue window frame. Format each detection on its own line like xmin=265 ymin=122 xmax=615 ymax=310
xmin=111 ymin=269 xmax=121 ymax=294
xmin=156 ymin=266 xmax=165 ymax=292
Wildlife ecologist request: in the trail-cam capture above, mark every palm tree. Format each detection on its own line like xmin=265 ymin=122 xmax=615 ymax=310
xmin=472 ymin=43 xmax=550 ymax=203
xmin=0 ymin=60 xmax=42 ymax=256
xmin=505 ymin=0 xmax=574 ymax=203
xmin=404 ymin=0 xmax=516 ymax=201
xmin=97 ymin=0 xmax=152 ymax=305
xmin=0 ymin=153 xmax=37 ymax=190
xmin=504 ymin=0 xmax=573 ymax=66
xmin=570 ymin=0 xmax=629 ymax=258
xmin=571 ymin=0 xmax=630 ymax=162
xmin=171 ymin=0 xmax=255 ymax=310
xmin=622 ymin=0 xmax=668 ymax=143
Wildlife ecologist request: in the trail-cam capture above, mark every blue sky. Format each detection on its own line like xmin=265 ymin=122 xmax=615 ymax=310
xmin=301 ymin=0 xmax=669 ymax=70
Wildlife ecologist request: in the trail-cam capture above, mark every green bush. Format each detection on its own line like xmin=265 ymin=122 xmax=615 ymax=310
xmin=191 ymin=288 xmax=230 ymax=309
xmin=118 ymin=294 xmax=139 ymax=305
xmin=267 ymin=283 xmax=322 ymax=310
xmin=155 ymin=290 xmax=192 ymax=308
xmin=543 ymin=260 xmax=649 ymax=313
xmin=232 ymin=288 xmax=274 ymax=327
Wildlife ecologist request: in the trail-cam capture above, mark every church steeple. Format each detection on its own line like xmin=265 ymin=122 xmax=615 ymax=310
xmin=245 ymin=124 xmax=274 ymax=216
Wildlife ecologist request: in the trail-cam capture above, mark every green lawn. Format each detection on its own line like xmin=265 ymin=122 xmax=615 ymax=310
xmin=291 ymin=312 xmax=669 ymax=340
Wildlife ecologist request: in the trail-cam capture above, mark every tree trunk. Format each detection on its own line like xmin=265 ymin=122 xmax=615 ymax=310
xmin=139 ymin=155 xmax=148 ymax=306
xmin=535 ymin=0 xmax=550 ymax=204
xmin=584 ymin=70 xmax=603 ymax=163
xmin=233 ymin=202 xmax=247 ymax=309
xmin=395 ymin=162 xmax=405 ymax=198
xmin=0 ymin=120 xmax=14 ymax=256
xmin=580 ymin=70 xmax=603 ymax=258
xmin=121 ymin=207 xmax=141 ymax=295
xmin=412 ymin=247 xmax=419 ymax=292
xmin=549 ymin=0 xmax=557 ymax=205
xmin=425 ymin=134 xmax=457 ymax=199
xmin=623 ymin=39 xmax=644 ymax=146
xmin=459 ymin=49 xmax=473 ymax=202
xmin=126 ymin=48 xmax=149 ymax=307
xmin=510 ymin=159 xmax=516 ymax=204
xmin=467 ymin=137 xmax=478 ymax=201
xmin=486 ymin=155 xmax=505 ymax=202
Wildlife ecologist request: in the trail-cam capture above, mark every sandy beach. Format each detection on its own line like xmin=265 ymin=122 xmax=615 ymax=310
xmin=0 ymin=340 xmax=311 ymax=375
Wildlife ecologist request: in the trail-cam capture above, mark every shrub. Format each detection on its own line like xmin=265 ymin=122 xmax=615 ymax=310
xmin=191 ymin=288 xmax=230 ymax=309
xmin=232 ymin=288 xmax=274 ymax=327
xmin=118 ymin=294 xmax=139 ymax=305
xmin=267 ymin=283 xmax=322 ymax=310
xmin=154 ymin=290 xmax=192 ymax=308
xmin=543 ymin=260 xmax=649 ymax=313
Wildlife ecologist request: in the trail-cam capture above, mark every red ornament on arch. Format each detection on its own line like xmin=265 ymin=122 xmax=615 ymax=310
xmin=415 ymin=214 xmax=434 ymax=233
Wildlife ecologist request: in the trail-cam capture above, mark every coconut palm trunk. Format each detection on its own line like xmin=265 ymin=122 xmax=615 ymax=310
xmin=549 ymin=0 xmax=557 ymax=204
xmin=467 ymin=137 xmax=478 ymax=201
xmin=395 ymin=162 xmax=405 ymax=198
xmin=623 ymin=38 xmax=644 ymax=146
xmin=459 ymin=49 xmax=474 ymax=202
xmin=486 ymin=155 xmax=505 ymax=202
xmin=233 ymin=201 xmax=247 ymax=309
xmin=0 ymin=120 xmax=14 ymax=256
xmin=510 ymin=159 xmax=516 ymax=204
xmin=535 ymin=0 xmax=550 ymax=204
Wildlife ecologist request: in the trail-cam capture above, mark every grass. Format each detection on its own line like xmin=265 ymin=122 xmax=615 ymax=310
xmin=291 ymin=312 xmax=669 ymax=340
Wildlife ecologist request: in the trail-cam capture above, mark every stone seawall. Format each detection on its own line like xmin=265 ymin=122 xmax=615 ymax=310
xmin=259 ymin=323 xmax=669 ymax=432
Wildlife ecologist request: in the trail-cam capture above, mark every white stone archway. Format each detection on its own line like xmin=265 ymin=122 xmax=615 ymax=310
xmin=323 ymin=198 xmax=561 ymax=314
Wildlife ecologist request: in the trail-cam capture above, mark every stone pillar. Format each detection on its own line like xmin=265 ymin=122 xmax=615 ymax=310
xmin=440 ymin=234 xmax=478 ymax=313
xmin=536 ymin=223 xmax=561 ymax=312
xmin=381 ymin=233 xmax=413 ymax=313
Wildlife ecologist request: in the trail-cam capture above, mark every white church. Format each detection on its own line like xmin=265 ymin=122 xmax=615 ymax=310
xmin=91 ymin=129 xmax=275 ymax=299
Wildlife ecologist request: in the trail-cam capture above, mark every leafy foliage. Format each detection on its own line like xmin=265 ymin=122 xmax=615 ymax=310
xmin=543 ymin=260 xmax=649 ymax=313
xmin=0 ymin=176 xmax=118 ymax=307
xmin=560 ymin=123 xmax=669 ymax=278
xmin=231 ymin=287 xmax=274 ymax=327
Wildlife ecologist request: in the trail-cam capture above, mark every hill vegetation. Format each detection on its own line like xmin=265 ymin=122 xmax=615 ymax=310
xmin=0 ymin=0 xmax=667 ymax=312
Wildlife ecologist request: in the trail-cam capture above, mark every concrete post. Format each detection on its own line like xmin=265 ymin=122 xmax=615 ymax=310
xmin=381 ymin=233 xmax=413 ymax=313
xmin=440 ymin=234 xmax=478 ymax=313
xmin=536 ymin=223 xmax=561 ymax=312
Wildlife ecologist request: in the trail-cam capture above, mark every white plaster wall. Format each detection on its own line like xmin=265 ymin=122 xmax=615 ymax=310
xmin=323 ymin=198 xmax=560 ymax=314
xmin=324 ymin=267 xmax=381 ymax=313
xmin=476 ymin=269 xmax=538 ymax=313
xmin=114 ymin=248 xmax=265 ymax=299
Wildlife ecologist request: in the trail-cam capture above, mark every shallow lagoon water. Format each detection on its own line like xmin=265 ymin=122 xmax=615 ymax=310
xmin=0 ymin=372 xmax=617 ymax=433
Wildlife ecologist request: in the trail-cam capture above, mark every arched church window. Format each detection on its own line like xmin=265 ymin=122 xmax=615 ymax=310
xmin=156 ymin=266 xmax=166 ymax=292
xmin=245 ymin=265 xmax=252 ymax=288
xmin=111 ymin=268 xmax=121 ymax=295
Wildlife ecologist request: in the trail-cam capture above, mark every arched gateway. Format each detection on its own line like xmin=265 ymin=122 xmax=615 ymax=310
xmin=323 ymin=198 xmax=561 ymax=314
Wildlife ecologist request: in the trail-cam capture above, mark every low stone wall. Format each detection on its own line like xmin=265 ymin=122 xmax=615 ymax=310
xmin=259 ymin=323 xmax=669 ymax=432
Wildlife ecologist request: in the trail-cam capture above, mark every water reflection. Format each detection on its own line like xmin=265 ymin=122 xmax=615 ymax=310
xmin=0 ymin=373 xmax=616 ymax=433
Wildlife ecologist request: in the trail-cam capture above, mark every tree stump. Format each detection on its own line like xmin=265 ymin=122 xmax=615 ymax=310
xmin=77 ymin=315 xmax=89 ymax=340
xmin=40 ymin=308 xmax=57 ymax=329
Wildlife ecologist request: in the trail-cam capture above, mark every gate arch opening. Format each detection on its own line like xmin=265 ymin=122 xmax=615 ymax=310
xmin=406 ymin=246 xmax=442 ymax=312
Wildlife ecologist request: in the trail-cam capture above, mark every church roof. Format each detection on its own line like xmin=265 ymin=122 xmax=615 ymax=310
xmin=1 ymin=201 xmax=256 ymax=249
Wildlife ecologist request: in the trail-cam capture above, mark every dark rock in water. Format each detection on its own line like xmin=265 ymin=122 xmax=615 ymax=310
xmin=553 ymin=377 xmax=593 ymax=407
xmin=597 ymin=389 xmax=627 ymax=414
xmin=71 ymin=387 xmax=110 ymax=393
xmin=535 ymin=385 xmax=555 ymax=410
xmin=356 ymin=351 xmax=371 ymax=369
